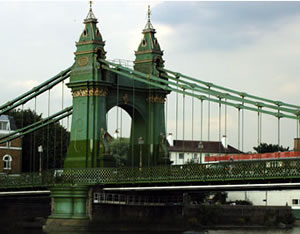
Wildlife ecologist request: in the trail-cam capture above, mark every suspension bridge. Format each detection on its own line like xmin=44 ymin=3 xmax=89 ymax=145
xmin=1 ymin=3 xmax=300 ymax=222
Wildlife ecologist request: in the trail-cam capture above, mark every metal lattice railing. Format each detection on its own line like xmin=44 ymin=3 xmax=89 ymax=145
xmin=2 ymin=159 xmax=300 ymax=189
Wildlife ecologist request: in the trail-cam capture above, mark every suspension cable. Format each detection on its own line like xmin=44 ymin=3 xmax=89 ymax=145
xmin=175 ymin=80 xmax=178 ymax=165
xmin=132 ymin=79 xmax=135 ymax=167
xmin=54 ymin=122 xmax=57 ymax=168
xmin=225 ymin=99 xmax=227 ymax=148
xmin=116 ymin=76 xmax=119 ymax=139
xmin=208 ymin=92 xmax=211 ymax=141
xmin=258 ymin=107 xmax=263 ymax=159
xmin=61 ymin=80 xmax=64 ymax=168
xmin=238 ymin=108 xmax=241 ymax=150
xmin=219 ymin=98 xmax=222 ymax=143
xmin=192 ymin=91 xmax=194 ymax=141
xmin=47 ymin=89 xmax=50 ymax=171
xmin=148 ymin=77 xmax=151 ymax=167
xmin=200 ymin=99 xmax=203 ymax=142
xmin=165 ymin=95 xmax=168 ymax=136
xmin=102 ymin=63 xmax=300 ymax=120
xmin=183 ymin=89 xmax=185 ymax=156
xmin=257 ymin=107 xmax=260 ymax=146
xmin=176 ymin=80 xmax=178 ymax=144
xmin=297 ymin=118 xmax=299 ymax=139
xmin=242 ymin=97 xmax=245 ymax=152
xmin=278 ymin=109 xmax=281 ymax=155
xmin=33 ymin=96 xmax=37 ymax=172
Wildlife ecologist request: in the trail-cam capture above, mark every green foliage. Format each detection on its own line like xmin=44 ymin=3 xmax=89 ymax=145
xmin=234 ymin=200 xmax=253 ymax=205
xmin=253 ymin=142 xmax=289 ymax=153
xmin=109 ymin=138 xmax=129 ymax=166
xmin=211 ymin=192 xmax=227 ymax=204
xmin=8 ymin=108 xmax=70 ymax=172
xmin=281 ymin=212 xmax=295 ymax=225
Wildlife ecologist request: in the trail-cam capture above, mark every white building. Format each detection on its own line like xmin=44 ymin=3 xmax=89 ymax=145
xmin=227 ymin=190 xmax=300 ymax=219
xmin=167 ymin=136 xmax=242 ymax=165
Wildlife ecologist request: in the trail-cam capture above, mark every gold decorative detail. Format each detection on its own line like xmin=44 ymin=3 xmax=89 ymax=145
xmin=147 ymin=95 xmax=166 ymax=104
xmin=122 ymin=93 xmax=129 ymax=104
xmin=72 ymin=88 xmax=108 ymax=97
xmin=77 ymin=56 xmax=89 ymax=66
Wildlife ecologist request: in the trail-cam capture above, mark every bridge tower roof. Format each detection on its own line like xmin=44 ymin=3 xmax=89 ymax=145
xmin=134 ymin=5 xmax=164 ymax=75
xmin=76 ymin=1 xmax=106 ymax=58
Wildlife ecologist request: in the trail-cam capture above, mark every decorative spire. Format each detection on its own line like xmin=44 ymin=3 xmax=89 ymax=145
xmin=85 ymin=1 xmax=97 ymax=22
xmin=144 ymin=5 xmax=154 ymax=32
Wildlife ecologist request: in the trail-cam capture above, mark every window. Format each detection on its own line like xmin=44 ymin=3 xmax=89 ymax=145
xmin=3 ymin=155 xmax=12 ymax=170
xmin=6 ymin=141 xmax=11 ymax=148
xmin=96 ymin=28 xmax=100 ymax=36
xmin=142 ymin=39 xmax=147 ymax=47
xmin=292 ymin=199 xmax=299 ymax=205
xmin=193 ymin=153 xmax=198 ymax=159
xmin=94 ymin=192 xmax=100 ymax=203
xmin=83 ymin=29 xmax=88 ymax=37
xmin=0 ymin=121 xmax=8 ymax=130
xmin=179 ymin=153 xmax=184 ymax=160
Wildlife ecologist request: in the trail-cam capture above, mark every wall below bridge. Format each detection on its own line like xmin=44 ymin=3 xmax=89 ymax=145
xmin=0 ymin=194 xmax=51 ymax=232
xmin=0 ymin=190 xmax=295 ymax=232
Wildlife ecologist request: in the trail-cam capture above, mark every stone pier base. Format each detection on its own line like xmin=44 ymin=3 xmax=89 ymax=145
xmin=43 ymin=185 xmax=90 ymax=232
xmin=43 ymin=218 xmax=90 ymax=232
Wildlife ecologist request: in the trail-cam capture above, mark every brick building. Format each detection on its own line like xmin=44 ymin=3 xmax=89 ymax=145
xmin=0 ymin=115 xmax=22 ymax=174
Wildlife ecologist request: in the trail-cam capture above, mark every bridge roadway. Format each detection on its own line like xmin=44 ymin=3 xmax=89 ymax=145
xmin=1 ymin=158 xmax=300 ymax=190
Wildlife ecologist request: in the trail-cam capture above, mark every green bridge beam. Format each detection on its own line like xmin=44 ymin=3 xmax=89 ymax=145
xmin=101 ymin=61 xmax=299 ymax=120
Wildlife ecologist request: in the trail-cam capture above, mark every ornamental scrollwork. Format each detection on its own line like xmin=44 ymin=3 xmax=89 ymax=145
xmin=72 ymin=88 xmax=108 ymax=97
xmin=147 ymin=95 xmax=166 ymax=104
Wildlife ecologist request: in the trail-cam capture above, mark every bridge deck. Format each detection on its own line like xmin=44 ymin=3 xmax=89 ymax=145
xmin=1 ymin=158 xmax=300 ymax=190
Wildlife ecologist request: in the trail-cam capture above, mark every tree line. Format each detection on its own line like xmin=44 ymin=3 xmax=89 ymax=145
xmin=8 ymin=109 xmax=70 ymax=172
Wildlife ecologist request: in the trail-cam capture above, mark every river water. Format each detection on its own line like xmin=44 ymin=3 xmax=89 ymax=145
xmin=8 ymin=227 xmax=300 ymax=234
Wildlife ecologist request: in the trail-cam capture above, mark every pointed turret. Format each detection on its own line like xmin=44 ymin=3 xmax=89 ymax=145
xmin=65 ymin=1 xmax=109 ymax=168
xmin=76 ymin=1 xmax=106 ymax=61
xmin=134 ymin=6 xmax=164 ymax=75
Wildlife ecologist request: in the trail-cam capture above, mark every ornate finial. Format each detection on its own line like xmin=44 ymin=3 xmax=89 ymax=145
xmin=144 ymin=5 xmax=154 ymax=31
xmin=147 ymin=5 xmax=151 ymax=23
xmin=85 ymin=0 xmax=96 ymax=20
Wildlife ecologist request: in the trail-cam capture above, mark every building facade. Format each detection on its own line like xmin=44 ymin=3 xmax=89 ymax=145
xmin=167 ymin=138 xmax=242 ymax=165
xmin=0 ymin=115 xmax=22 ymax=174
xmin=226 ymin=190 xmax=300 ymax=219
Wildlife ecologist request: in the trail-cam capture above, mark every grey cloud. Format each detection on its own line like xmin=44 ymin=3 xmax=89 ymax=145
xmin=153 ymin=2 xmax=300 ymax=52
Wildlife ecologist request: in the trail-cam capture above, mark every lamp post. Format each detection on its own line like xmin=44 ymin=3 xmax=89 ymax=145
xmin=138 ymin=137 xmax=144 ymax=171
xmin=198 ymin=141 xmax=204 ymax=164
xmin=38 ymin=145 xmax=43 ymax=176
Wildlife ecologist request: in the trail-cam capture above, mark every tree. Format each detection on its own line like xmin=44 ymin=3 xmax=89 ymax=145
xmin=7 ymin=108 xmax=70 ymax=172
xmin=109 ymin=138 xmax=129 ymax=166
xmin=253 ymin=142 xmax=289 ymax=153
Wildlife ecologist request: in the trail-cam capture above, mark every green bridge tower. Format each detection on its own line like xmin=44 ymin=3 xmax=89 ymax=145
xmin=64 ymin=5 xmax=170 ymax=169
xmin=47 ymin=5 xmax=171 ymax=227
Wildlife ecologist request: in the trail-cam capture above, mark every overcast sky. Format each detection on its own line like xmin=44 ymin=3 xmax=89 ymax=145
xmin=1 ymin=1 xmax=300 ymax=151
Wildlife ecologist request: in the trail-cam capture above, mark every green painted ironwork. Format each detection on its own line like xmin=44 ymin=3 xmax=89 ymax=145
xmin=101 ymin=59 xmax=300 ymax=120
xmin=0 ymin=68 xmax=71 ymax=115
xmin=64 ymin=7 xmax=170 ymax=169
xmin=0 ymin=107 xmax=73 ymax=145
xmin=1 ymin=159 xmax=300 ymax=189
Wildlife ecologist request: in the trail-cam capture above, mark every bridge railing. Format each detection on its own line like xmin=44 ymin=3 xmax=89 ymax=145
xmin=1 ymin=159 xmax=300 ymax=189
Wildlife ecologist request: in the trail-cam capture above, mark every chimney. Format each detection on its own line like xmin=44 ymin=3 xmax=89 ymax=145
xmin=294 ymin=138 xmax=300 ymax=151
xmin=167 ymin=133 xmax=173 ymax=146
xmin=222 ymin=135 xmax=227 ymax=149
